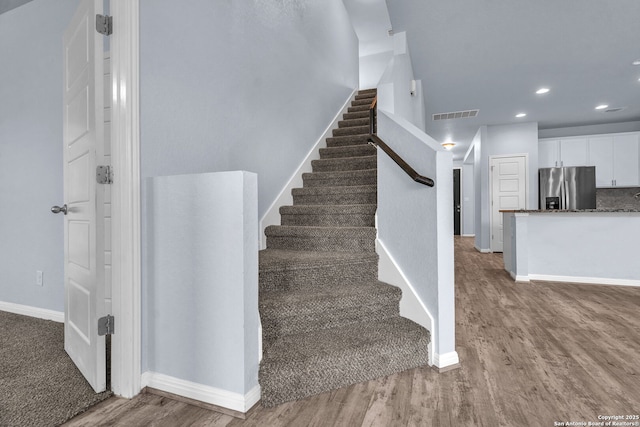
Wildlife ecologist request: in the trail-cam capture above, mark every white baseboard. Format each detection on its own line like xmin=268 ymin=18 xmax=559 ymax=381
xmin=141 ymin=371 xmax=260 ymax=413
xmin=474 ymin=246 xmax=491 ymax=253
xmin=433 ymin=351 xmax=460 ymax=369
xmin=461 ymin=234 xmax=475 ymax=237
xmin=376 ymin=239 xmax=434 ymax=366
xmin=259 ymin=88 xmax=358 ymax=249
xmin=527 ymin=274 xmax=640 ymax=287
xmin=0 ymin=301 xmax=64 ymax=322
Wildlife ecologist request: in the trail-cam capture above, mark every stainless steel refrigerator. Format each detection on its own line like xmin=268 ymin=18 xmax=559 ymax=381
xmin=539 ymin=166 xmax=596 ymax=210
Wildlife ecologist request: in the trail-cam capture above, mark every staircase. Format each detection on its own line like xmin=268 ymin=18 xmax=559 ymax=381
xmin=258 ymin=89 xmax=430 ymax=407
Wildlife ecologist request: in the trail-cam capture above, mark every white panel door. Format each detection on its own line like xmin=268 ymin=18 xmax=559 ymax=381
xmin=63 ymin=0 xmax=106 ymax=393
xmin=490 ymin=156 xmax=527 ymax=252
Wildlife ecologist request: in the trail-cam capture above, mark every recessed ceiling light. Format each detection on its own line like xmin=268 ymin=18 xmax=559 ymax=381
xmin=536 ymin=88 xmax=550 ymax=94
xmin=595 ymin=104 xmax=609 ymax=110
xmin=515 ymin=113 xmax=527 ymax=118
xmin=632 ymin=59 xmax=640 ymax=66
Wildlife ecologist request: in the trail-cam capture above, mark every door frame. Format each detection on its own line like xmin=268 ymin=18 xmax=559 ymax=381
xmin=453 ymin=167 xmax=461 ymax=235
xmin=109 ymin=0 xmax=141 ymax=399
xmin=488 ymin=153 xmax=528 ymax=253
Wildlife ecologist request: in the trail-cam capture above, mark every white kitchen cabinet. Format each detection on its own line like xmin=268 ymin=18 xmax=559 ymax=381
xmin=538 ymin=138 xmax=589 ymax=168
xmin=559 ymin=138 xmax=588 ymax=167
xmin=539 ymin=139 xmax=559 ymax=168
xmin=587 ymin=133 xmax=640 ymax=187
xmin=613 ymin=134 xmax=640 ymax=186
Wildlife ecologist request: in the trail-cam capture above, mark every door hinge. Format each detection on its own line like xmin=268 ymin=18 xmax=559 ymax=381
xmin=98 ymin=315 xmax=115 ymax=336
xmin=96 ymin=165 xmax=113 ymax=184
xmin=96 ymin=14 xmax=113 ymax=36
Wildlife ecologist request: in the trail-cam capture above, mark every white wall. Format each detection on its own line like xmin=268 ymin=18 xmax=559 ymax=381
xmin=145 ymin=172 xmax=258 ymax=398
xmin=139 ymin=0 xmax=359 ymax=219
xmin=539 ymin=120 xmax=640 ymax=139
xmin=139 ymin=0 xmax=359 ymax=379
xmin=474 ymin=122 xmax=539 ymax=251
xmin=377 ymin=32 xmax=426 ymax=132
xmin=0 ymin=0 xmax=81 ymax=312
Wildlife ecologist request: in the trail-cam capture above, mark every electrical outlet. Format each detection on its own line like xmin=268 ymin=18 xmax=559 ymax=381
xmin=36 ymin=270 xmax=43 ymax=286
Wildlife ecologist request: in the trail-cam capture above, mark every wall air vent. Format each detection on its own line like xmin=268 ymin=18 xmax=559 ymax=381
xmin=432 ymin=109 xmax=479 ymax=121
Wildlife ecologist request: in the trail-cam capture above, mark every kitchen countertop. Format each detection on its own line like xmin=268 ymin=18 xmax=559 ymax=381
xmin=500 ymin=208 xmax=640 ymax=213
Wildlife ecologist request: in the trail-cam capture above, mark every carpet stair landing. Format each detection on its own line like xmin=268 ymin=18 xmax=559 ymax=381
xmin=259 ymin=88 xmax=430 ymax=407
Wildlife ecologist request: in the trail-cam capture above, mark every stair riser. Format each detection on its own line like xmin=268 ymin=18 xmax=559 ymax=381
xmin=338 ymin=118 xmax=370 ymax=128
xmin=354 ymin=93 xmax=376 ymax=101
xmin=281 ymin=213 xmax=375 ymax=227
xmin=259 ymin=260 xmax=378 ymax=292
xmin=261 ymin=305 xmax=400 ymax=344
xmin=319 ymin=145 xmax=376 ymax=159
xmin=259 ymin=333 xmax=429 ymax=407
xmin=293 ymin=192 xmax=376 ymax=205
xmin=332 ymin=126 xmax=370 ymax=137
xmin=312 ymin=157 xmax=376 ymax=173
xmin=266 ymin=235 xmax=375 ymax=253
xmin=302 ymin=172 xmax=376 ymax=187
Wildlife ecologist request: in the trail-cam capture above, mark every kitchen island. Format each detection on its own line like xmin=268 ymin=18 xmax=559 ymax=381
xmin=502 ymin=209 xmax=640 ymax=286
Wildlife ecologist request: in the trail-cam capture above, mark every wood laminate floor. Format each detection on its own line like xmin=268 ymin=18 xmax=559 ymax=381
xmin=64 ymin=237 xmax=640 ymax=427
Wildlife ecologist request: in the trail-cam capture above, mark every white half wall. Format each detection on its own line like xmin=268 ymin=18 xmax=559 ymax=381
xmin=376 ymin=110 xmax=457 ymax=365
xmin=145 ymin=171 xmax=259 ymax=404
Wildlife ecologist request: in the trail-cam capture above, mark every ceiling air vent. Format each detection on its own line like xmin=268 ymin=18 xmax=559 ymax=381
xmin=432 ymin=109 xmax=479 ymax=121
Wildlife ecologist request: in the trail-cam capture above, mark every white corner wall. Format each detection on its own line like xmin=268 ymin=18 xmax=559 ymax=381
xmin=144 ymin=172 xmax=259 ymax=411
xmin=474 ymin=122 xmax=538 ymax=251
xmin=376 ymin=111 xmax=457 ymax=366
xmin=0 ymin=0 xmax=81 ymax=312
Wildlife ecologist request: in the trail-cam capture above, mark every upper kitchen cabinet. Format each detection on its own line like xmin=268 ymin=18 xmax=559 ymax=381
xmin=587 ymin=133 xmax=640 ymax=187
xmin=538 ymin=137 xmax=588 ymax=168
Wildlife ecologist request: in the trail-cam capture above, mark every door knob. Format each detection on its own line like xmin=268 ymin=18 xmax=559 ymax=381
xmin=51 ymin=204 xmax=68 ymax=215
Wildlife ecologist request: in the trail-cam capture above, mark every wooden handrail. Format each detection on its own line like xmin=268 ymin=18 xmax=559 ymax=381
xmin=368 ymin=95 xmax=434 ymax=187
xmin=368 ymin=134 xmax=435 ymax=187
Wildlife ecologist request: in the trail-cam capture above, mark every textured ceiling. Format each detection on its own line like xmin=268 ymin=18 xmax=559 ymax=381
xmin=385 ymin=0 xmax=640 ymax=159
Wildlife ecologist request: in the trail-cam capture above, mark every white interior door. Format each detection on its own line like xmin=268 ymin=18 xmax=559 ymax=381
xmin=62 ymin=0 xmax=106 ymax=393
xmin=490 ymin=156 xmax=526 ymax=252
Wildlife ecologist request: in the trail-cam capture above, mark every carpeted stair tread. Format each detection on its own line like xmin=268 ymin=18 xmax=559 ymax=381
xmin=259 ymin=317 xmax=429 ymax=407
xmin=354 ymin=93 xmax=376 ymax=101
xmin=351 ymin=98 xmax=375 ymax=107
xmin=357 ymin=88 xmax=377 ymax=96
xmin=302 ymin=169 xmax=377 ymax=187
xmin=319 ymin=144 xmax=376 ymax=159
xmin=265 ymin=225 xmax=376 ymax=252
xmin=259 ymin=249 xmax=378 ymax=272
xmin=312 ymin=155 xmax=376 ymax=173
xmin=326 ymin=134 xmax=371 ymax=147
xmin=338 ymin=118 xmax=370 ymax=128
xmin=280 ymin=204 xmax=376 ymax=227
xmin=259 ymin=249 xmax=378 ymax=291
xmin=260 ymin=281 xmax=401 ymax=341
xmin=332 ymin=125 xmax=370 ymax=137
xmin=348 ymin=104 xmax=372 ymax=113
xmin=292 ymin=184 xmax=377 ymax=205
xmin=343 ymin=111 xmax=371 ymax=120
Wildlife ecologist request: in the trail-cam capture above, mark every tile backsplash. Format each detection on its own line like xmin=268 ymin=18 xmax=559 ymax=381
xmin=596 ymin=187 xmax=640 ymax=210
